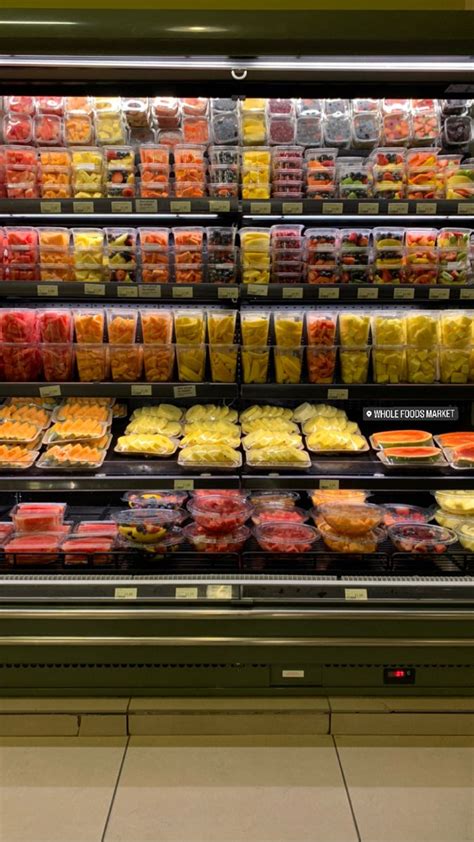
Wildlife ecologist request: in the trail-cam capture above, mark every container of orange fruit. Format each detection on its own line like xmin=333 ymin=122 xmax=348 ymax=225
xmin=110 ymin=345 xmax=143 ymax=382
xmin=106 ymin=309 xmax=138 ymax=344
xmin=140 ymin=309 xmax=173 ymax=344
xmin=73 ymin=309 xmax=105 ymax=343
xmin=143 ymin=345 xmax=175 ymax=382
xmin=75 ymin=345 xmax=109 ymax=382
xmin=0 ymin=443 xmax=38 ymax=471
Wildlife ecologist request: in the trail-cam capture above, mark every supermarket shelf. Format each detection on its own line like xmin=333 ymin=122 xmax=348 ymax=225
xmin=241 ymin=468 xmax=474 ymax=491
xmin=0 ymin=282 xmax=240 ymax=302
xmin=0 ymin=382 xmax=239 ymax=399
xmin=0 ymin=199 xmax=471 ymax=219
xmin=241 ymin=284 xmax=474 ymax=304
xmin=0 ymin=469 xmax=240 ymax=492
xmin=241 ymin=383 xmax=474 ymax=400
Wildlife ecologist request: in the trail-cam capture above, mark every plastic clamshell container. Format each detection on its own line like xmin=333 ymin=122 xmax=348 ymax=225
xmin=114 ymin=434 xmax=178 ymax=457
xmin=5 ymin=532 xmax=64 ymax=566
xmin=376 ymin=449 xmax=446 ymax=469
xmin=10 ymin=502 xmax=67 ymax=533
xmin=112 ymin=508 xmax=182 ymax=544
xmin=434 ymin=490 xmax=474 ymax=516
xmin=245 ymin=449 xmax=311 ymax=470
xmin=318 ymin=502 xmax=384 ymax=535
xmin=388 ymin=523 xmax=457 ymax=553
xmin=184 ymin=523 xmax=249 ymax=553
xmin=123 ymin=491 xmax=188 ymax=510
xmin=319 ymin=522 xmax=385 ymax=554
xmin=178 ymin=447 xmax=242 ymax=471
xmin=187 ymin=497 xmax=253 ymax=534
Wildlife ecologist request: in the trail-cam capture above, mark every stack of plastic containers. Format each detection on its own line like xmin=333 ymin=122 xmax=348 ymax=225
xmin=304 ymin=228 xmax=339 ymax=285
xmin=106 ymin=228 xmax=137 ymax=283
xmin=207 ymin=226 xmax=237 ymax=284
xmin=372 ymin=311 xmax=407 ymax=384
xmin=271 ymin=146 xmax=304 ymax=199
xmin=5 ymin=227 xmax=38 ymax=282
xmin=73 ymin=308 xmax=108 ymax=382
xmin=71 ymin=148 xmax=104 ymax=199
xmin=306 ymin=312 xmax=337 ymax=384
xmin=411 ymin=99 xmax=440 ymax=146
xmin=94 ymin=98 xmax=127 ymax=146
xmin=173 ymin=226 xmax=205 ymax=284
xmin=446 ymin=160 xmax=474 ymax=199
xmin=304 ymin=148 xmax=337 ymax=199
xmin=352 ymin=99 xmax=381 ymax=148
xmin=437 ymin=227 xmax=471 ymax=286
xmin=241 ymin=310 xmax=270 ymax=383
xmin=404 ymin=228 xmax=438 ymax=286
xmin=104 ymin=146 xmax=135 ymax=199
xmin=181 ymin=98 xmax=209 ymax=145
xmin=406 ymin=147 xmax=440 ymax=199
xmin=210 ymin=99 xmax=239 ymax=146
xmin=382 ymin=99 xmax=411 ymax=146
xmin=139 ymin=144 xmax=170 ymax=199
xmin=208 ymin=308 xmax=238 ymax=383
xmin=38 ymin=148 xmax=71 ymax=199
xmin=241 ymin=147 xmax=271 ymax=199
xmin=152 ymin=97 xmax=182 ymax=146
xmin=267 ymin=99 xmax=296 ymax=145
xmin=174 ymin=308 xmax=207 ymax=382
xmin=0 ymin=150 xmax=5 ymax=199
xmin=72 ymin=228 xmax=105 ymax=283
xmin=406 ymin=311 xmax=439 ymax=384
xmin=141 ymin=308 xmax=174 ymax=382
xmin=3 ymin=96 xmax=35 ymax=146
xmin=373 ymin=227 xmax=404 ymax=285
xmin=273 ymin=310 xmax=304 ymax=383
xmin=174 ymin=143 xmax=206 ymax=199
xmin=208 ymin=145 xmax=239 ymax=199
xmin=64 ymin=97 xmax=94 ymax=146
xmin=271 ymin=224 xmax=305 ymax=285
xmin=241 ymin=99 xmax=267 ymax=146
xmin=439 ymin=311 xmax=472 ymax=384
xmin=5 ymin=146 xmax=38 ymax=199
xmin=0 ymin=308 xmax=41 ymax=382
xmin=340 ymin=228 xmax=371 ymax=284
xmin=295 ymin=100 xmax=323 ymax=146
xmin=338 ymin=158 xmax=373 ymax=199
xmin=339 ymin=311 xmax=371 ymax=384
xmin=369 ymin=148 xmax=406 ymax=200
xmin=39 ymin=308 xmax=74 ymax=382
xmin=35 ymin=98 xmax=63 ymax=147
xmin=240 ymin=227 xmax=271 ymax=285
xmin=39 ymin=228 xmax=71 ymax=282
xmin=323 ymin=99 xmax=352 ymax=148
xmin=108 ymin=308 xmax=142 ymax=382
xmin=139 ymin=228 xmax=171 ymax=284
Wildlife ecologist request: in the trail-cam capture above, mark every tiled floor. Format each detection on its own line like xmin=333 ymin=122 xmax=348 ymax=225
xmin=0 ymin=733 xmax=473 ymax=842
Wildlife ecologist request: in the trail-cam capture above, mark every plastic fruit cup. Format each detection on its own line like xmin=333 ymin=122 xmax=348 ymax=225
xmin=184 ymin=523 xmax=249 ymax=553
xmin=123 ymin=491 xmax=188 ymax=510
xmin=9 ymin=502 xmax=67 ymax=533
xmin=388 ymin=523 xmax=457 ymax=554
xmin=382 ymin=504 xmax=432 ymax=527
xmin=125 ymin=528 xmax=185 ymax=557
xmin=318 ymin=503 xmax=385 ymax=536
xmin=253 ymin=522 xmax=319 ymax=553
xmin=251 ymin=505 xmax=308 ymax=527
xmin=250 ymin=491 xmax=299 ymax=508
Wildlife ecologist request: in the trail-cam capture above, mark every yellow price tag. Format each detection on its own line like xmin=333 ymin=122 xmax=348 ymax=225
xmin=416 ymin=202 xmax=437 ymax=215
xmin=388 ymin=202 xmax=409 ymax=215
xmin=282 ymin=287 xmax=303 ymax=299
xmin=393 ymin=288 xmax=414 ymax=300
xmin=322 ymin=202 xmax=343 ymax=215
xmin=357 ymin=287 xmax=378 ymax=300
xmin=172 ymin=286 xmax=193 ymax=299
xmin=218 ymin=286 xmax=239 ymax=300
xmin=209 ymin=200 xmax=230 ymax=213
xmin=73 ymin=201 xmax=94 ymax=213
xmin=358 ymin=202 xmax=379 ymax=215
xmin=247 ymin=284 xmax=268 ymax=296
xmin=135 ymin=199 xmax=158 ymax=213
xmin=175 ymin=587 xmax=198 ymax=599
xmin=174 ymin=479 xmax=194 ymax=490
xmin=170 ymin=200 xmax=191 ymax=213
xmin=429 ymin=288 xmax=450 ymax=300
xmin=84 ymin=283 xmax=105 ymax=296
xmin=117 ymin=285 xmax=138 ymax=298
xmin=250 ymin=202 xmax=272 ymax=214
xmin=114 ymin=587 xmax=138 ymax=600
xmin=40 ymin=201 xmax=61 ymax=214
xmin=282 ymin=202 xmax=303 ymax=214
xmin=111 ymin=200 xmax=133 ymax=214
xmin=39 ymin=385 xmax=61 ymax=397
xmin=173 ymin=385 xmax=197 ymax=398
xmin=37 ymin=284 xmax=58 ymax=297
xmin=319 ymin=479 xmax=340 ymax=489
xmin=131 ymin=385 xmax=152 ymax=396
xmin=327 ymin=388 xmax=348 ymax=400
xmin=345 ymin=588 xmax=368 ymax=601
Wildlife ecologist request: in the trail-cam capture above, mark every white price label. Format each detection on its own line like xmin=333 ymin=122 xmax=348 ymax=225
xmin=117 ymin=285 xmax=138 ymax=298
xmin=84 ymin=283 xmax=105 ymax=296
xmin=174 ymin=479 xmax=194 ymax=490
xmin=318 ymin=287 xmax=340 ymax=300
xmin=135 ymin=199 xmax=158 ymax=213
xmin=111 ymin=200 xmax=133 ymax=214
xmin=393 ymin=287 xmax=414 ymax=300
xmin=206 ymin=585 xmax=233 ymax=600
xmin=322 ymin=202 xmax=343 ymax=215
xmin=139 ymin=285 xmax=162 ymax=298
xmin=460 ymin=289 xmax=474 ymax=300
xmin=170 ymin=200 xmax=191 ymax=213
xmin=429 ymin=288 xmax=450 ymax=300
xmin=345 ymin=588 xmax=368 ymax=601
xmin=37 ymin=284 xmax=58 ymax=297
xmin=282 ymin=202 xmax=303 ymax=214
xmin=218 ymin=286 xmax=239 ymax=300
xmin=357 ymin=287 xmax=378 ymax=300
xmin=209 ymin=200 xmax=230 ymax=213
xmin=114 ymin=587 xmax=138 ymax=600
xmin=282 ymin=670 xmax=305 ymax=678
xmin=416 ymin=202 xmax=437 ymax=215
xmin=388 ymin=202 xmax=409 ymax=215
xmin=172 ymin=286 xmax=193 ymax=298
xmin=250 ymin=201 xmax=271 ymax=214
xmin=319 ymin=479 xmax=340 ymax=489
xmin=457 ymin=202 xmax=474 ymax=215
xmin=327 ymin=388 xmax=348 ymax=400
xmin=358 ymin=202 xmax=379 ymax=215
xmin=282 ymin=286 xmax=303 ymax=299
xmin=131 ymin=385 xmax=152 ymax=396
xmin=39 ymin=385 xmax=61 ymax=397
xmin=247 ymin=284 xmax=268 ymax=296
xmin=73 ymin=201 xmax=94 ymax=214
xmin=175 ymin=587 xmax=198 ymax=599
xmin=40 ymin=201 xmax=61 ymax=214
xmin=173 ymin=385 xmax=197 ymax=398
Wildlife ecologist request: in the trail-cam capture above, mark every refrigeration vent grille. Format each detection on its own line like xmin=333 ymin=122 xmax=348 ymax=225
xmin=324 ymin=664 xmax=469 ymax=669
xmin=0 ymin=663 xmax=267 ymax=670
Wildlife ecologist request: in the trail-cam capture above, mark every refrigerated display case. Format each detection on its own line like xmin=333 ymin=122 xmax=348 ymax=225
xmin=0 ymin=12 xmax=473 ymax=697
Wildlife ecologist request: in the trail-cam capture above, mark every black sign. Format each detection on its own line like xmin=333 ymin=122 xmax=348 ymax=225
xmin=363 ymin=406 xmax=459 ymax=422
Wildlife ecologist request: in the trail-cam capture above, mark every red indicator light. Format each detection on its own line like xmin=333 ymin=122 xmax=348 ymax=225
xmin=393 ymin=670 xmax=406 ymax=678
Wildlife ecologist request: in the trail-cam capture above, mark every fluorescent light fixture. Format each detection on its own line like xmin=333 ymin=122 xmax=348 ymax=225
xmin=0 ymin=54 xmax=472 ymax=73
xmin=166 ymin=26 xmax=228 ymax=33
xmin=0 ymin=20 xmax=77 ymax=26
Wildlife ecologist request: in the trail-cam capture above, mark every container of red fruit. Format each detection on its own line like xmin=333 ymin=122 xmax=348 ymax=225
xmin=251 ymin=504 xmax=309 ymax=527
xmin=187 ymin=494 xmax=253 ymax=534
xmin=61 ymin=534 xmax=116 ymax=567
xmin=382 ymin=504 xmax=433 ymax=528
xmin=184 ymin=523 xmax=249 ymax=553
xmin=10 ymin=502 xmax=67 ymax=533
xmin=253 ymin=522 xmax=319 ymax=553
xmin=388 ymin=523 xmax=457 ymax=554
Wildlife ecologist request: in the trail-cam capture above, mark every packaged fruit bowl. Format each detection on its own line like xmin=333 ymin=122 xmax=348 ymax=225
xmin=187 ymin=496 xmax=253 ymax=534
xmin=124 ymin=528 xmax=185 ymax=557
xmin=123 ymin=491 xmax=188 ymax=510
xmin=434 ymin=490 xmax=474 ymax=516
xmin=318 ymin=502 xmax=384 ymax=536
xmin=382 ymin=504 xmax=433 ymax=527
xmin=184 ymin=523 xmax=249 ymax=553
xmin=10 ymin=502 xmax=67 ymax=533
xmin=456 ymin=523 xmax=474 ymax=552
xmin=254 ymin=522 xmax=318 ymax=554
xmin=388 ymin=523 xmax=457 ymax=554
xmin=251 ymin=505 xmax=308 ymax=527
xmin=319 ymin=522 xmax=385 ymax=554
xmin=310 ymin=489 xmax=369 ymax=507
xmin=112 ymin=508 xmax=182 ymax=544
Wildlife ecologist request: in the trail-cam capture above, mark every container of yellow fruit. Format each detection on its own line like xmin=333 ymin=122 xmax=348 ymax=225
xmin=274 ymin=311 xmax=304 ymax=347
xmin=207 ymin=310 xmax=236 ymax=344
xmin=241 ymin=311 xmax=270 ymax=346
xmin=439 ymin=347 xmax=470 ymax=383
xmin=372 ymin=346 xmax=407 ymax=383
xmin=433 ymin=490 xmax=474 ymax=516
xmin=209 ymin=344 xmax=238 ymax=382
xmin=339 ymin=313 xmax=370 ymax=347
xmin=406 ymin=312 xmax=438 ymax=348
xmin=340 ymin=347 xmax=370 ymax=384
xmin=274 ymin=346 xmax=303 ymax=384
xmin=371 ymin=313 xmax=406 ymax=345
xmin=439 ymin=311 xmax=472 ymax=348
xmin=407 ymin=346 xmax=439 ymax=383
xmin=242 ymin=346 xmax=270 ymax=383
xmin=174 ymin=309 xmax=206 ymax=345
xmin=176 ymin=344 xmax=206 ymax=382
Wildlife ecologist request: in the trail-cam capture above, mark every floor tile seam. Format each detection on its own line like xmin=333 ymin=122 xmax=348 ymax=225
xmin=101 ymin=735 xmax=130 ymax=842
xmin=331 ymin=734 xmax=362 ymax=842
